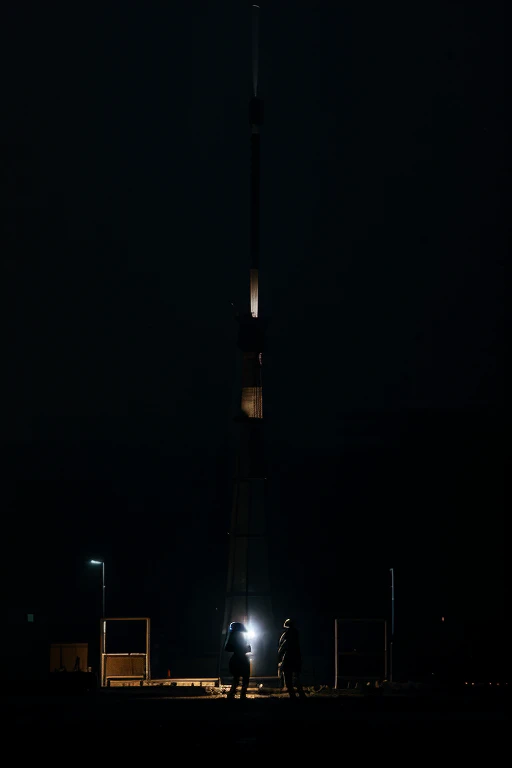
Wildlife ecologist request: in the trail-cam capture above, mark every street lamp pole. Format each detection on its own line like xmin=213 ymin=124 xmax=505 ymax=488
xmin=89 ymin=559 xmax=107 ymax=684
xmin=102 ymin=561 xmax=105 ymax=617
xmin=390 ymin=567 xmax=395 ymax=682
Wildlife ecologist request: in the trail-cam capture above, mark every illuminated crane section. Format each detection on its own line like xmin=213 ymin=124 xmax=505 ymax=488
xmin=250 ymin=269 xmax=259 ymax=318
xmin=240 ymin=349 xmax=263 ymax=420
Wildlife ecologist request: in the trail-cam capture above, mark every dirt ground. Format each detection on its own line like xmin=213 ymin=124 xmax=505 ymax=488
xmin=5 ymin=684 xmax=507 ymax=755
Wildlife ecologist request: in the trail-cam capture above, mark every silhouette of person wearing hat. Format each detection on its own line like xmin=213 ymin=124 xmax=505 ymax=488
xmin=278 ymin=618 xmax=306 ymax=699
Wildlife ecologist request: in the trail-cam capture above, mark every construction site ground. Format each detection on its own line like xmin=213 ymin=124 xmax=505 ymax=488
xmin=5 ymin=680 xmax=507 ymax=756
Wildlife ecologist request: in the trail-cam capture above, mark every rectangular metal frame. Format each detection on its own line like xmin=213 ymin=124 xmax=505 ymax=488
xmin=100 ymin=617 xmax=150 ymax=687
xmin=334 ymin=618 xmax=387 ymax=689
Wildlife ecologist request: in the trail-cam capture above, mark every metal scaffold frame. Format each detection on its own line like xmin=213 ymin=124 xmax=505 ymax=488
xmin=334 ymin=618 xmax=388 ymax=688
xmin=100 ymin=617 xmax=150 ymax=687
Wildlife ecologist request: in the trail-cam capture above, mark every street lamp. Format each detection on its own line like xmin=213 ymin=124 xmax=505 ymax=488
xmin=90 ymin=560 xmax=105 ymax=617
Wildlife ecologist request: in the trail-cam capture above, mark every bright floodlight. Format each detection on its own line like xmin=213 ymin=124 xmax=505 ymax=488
xmin=90 ymin=560 xmax=103 ymax=564
xmin=246 ymin=624 xmax=258 ymax=641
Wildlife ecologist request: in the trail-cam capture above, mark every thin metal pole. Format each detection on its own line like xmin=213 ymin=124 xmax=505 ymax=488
xmin=101 ymin=562 xmax=106 ymax=686
xmin=100 ymin=618 xmax=105 ymax=687
xmin=102 ymin=561 xmax=106 ymax=617
xmin=384 ymin=619 xmax=388 ymax=679
xmin=334 ymin=618 xmax=338 ymax=689
xmin=390 ymin=568 xmax=394 ymax=682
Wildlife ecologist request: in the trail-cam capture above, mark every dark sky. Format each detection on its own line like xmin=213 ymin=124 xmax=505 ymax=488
xmin=2 ymin=2 xmax=505 ymax=677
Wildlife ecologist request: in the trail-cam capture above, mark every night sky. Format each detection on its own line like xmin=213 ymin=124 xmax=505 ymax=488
xmin=2 ymin=2 xmax=505 ymax=680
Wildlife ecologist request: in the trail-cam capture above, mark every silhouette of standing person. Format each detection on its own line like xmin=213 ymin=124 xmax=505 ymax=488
xmin=225 ymin=621 xmax=251 ymax=700
xmin=278 ymin=618 xmax=307 ymax=699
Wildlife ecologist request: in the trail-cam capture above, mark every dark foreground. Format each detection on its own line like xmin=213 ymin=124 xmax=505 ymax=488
xmin=4 ymin=685 xmax=507 ymax=754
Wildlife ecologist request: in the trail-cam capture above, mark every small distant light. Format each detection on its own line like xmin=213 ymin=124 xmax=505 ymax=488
xmin=441 ymin=617 xmax=445 ymax=622
xmin=465 ymin=682 xmax=468 ymax=685
xmin=472 ymin=682 xmax=475 ymax=686
xmin=497 ymin=683 xmax=500 ymax=686
xmin=27 ymin=614 xmax=34 ymax=622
